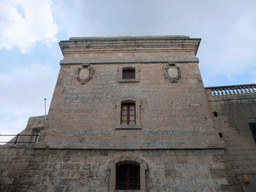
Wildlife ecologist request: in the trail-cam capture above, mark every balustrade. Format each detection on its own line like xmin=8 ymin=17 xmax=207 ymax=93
xmin=206 ymin=84 xmax=256 ymax=96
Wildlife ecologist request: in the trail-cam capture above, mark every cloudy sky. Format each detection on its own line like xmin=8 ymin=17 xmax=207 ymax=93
xmin=0 ymin=0 xmax=256 ymax=137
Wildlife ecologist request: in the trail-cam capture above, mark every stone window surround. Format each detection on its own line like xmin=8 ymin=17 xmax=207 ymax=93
xmin=118 ymin=64 xmax=140 ymax=83
xmin=108 ymin=155 xmax=148 ymax=192
xmin=115 ymin=99 xmax=142 ymax=130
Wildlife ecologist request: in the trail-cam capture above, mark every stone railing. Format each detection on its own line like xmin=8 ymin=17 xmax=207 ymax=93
xmin=205 ymin=84 xmax=256 ymax=96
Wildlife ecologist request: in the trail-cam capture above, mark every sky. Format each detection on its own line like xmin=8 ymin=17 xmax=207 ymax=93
xmin=0 ymin=0 xmax=256 ymax=137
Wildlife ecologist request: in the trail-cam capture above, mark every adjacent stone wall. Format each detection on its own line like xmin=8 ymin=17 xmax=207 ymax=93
xmin=206 ymin=86 xmax=256 ymax=192
xmin=0 ymin=146 xmax=231 ymax=192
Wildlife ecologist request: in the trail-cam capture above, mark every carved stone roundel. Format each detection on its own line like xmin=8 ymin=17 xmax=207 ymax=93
xmin=162 ymin=62 xmax=181 ymax=83
xmin=167 ymin=67 xmax=179 ymax=78
xmin=77 ymin=64 xmax=94 ymax=84
xmin=79 ymin=68 xmax=90 ymax=80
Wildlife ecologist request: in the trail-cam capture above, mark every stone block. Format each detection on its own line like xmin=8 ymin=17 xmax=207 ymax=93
xmin=53 ymin=186 xmax=65 ymax=192
xmin=74 ymin=163 xmax=81 ymax=169
xmin=31 ymin=176 xmax=41 ymax=185
xmin=177 ymin=156 xmax=187 ymax=164
xmin=41 ymin=177 xmax=49 ymax=185
xmin=164 ymin=162 xmax=174 ymax=171
xmin=65 ymin=186 xmax=79 ymax=192
xmin=82 ymin=164 xmax=91 ymax=170
xmin=58 ymin=170 xmax=70 ymax=177
xmin=42 ymin=170 xmax=49 ymax=177
xmin=39 ymin=162 xmax=48 ymax=169
xmin=165 ymin=170 xmax=176 ymax=178
xmin=38 ymin=185 xmax=48 ymax=192
xmin=0 ymin=177 xmax=14 ymax=184
xmin=213 ymin=155 xmax=225 ymax=162
xmin=9 ymin=163 xmax=20 ymax=170
xmin=63 ymin=163 xmax=74 ymax=169
xmin=28 ymin=162 xmax=39 ymax=170
xmin=196 ymin=178 xmax=207 ymax=186
xmin=50 ymin=178 xmax=62 ymax=185
xmin=62 ymin=178 xmax=75 ymax=185
xmin=168 ymin=179 xmax=181 ymax=187
xmin=227 ymin=176 xmax=239 ymax=185
xmin=54 ymin=163 xmax=62 ymax=169
xmin=210 ymin=169 xmax=235 ymax=178
xmin=76 ymin=170 xmax=88 ymax=177
xmin=48 ymin=162 xmax=54 ymax=169
xmin=90 ymin=179 xmax=104 ymax=187
xmin=49 ymin=170 xmax=58 ymax=177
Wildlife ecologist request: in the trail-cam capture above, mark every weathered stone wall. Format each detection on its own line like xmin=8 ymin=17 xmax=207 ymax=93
xmin=206 ymin=87 xmax=256 ymax=191
xmin=2 ymin=36 xmax=253 ymax=191
xmin=42 ymin=36 xmax=222 ymax=149
xmin=0 ymin=146 xmax=231 ymax=192
xmin=60 ymin=36 xmax=199 ymax=60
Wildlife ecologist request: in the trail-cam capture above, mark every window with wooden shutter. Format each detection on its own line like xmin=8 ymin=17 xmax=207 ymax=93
xmin=121 ymin=103 xmax=136 ymax=125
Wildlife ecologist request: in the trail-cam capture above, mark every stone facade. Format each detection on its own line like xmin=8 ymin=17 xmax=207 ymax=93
xmin=0 ymin=36 xmax=256 ymax=192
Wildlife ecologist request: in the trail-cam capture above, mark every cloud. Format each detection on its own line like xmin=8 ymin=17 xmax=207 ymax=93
xmin=0 ymin=63 xmax=58 ymax=134
xmin=192 ymin=1 xmax=256 ymax=79
xmin=208 ymin=10 xmax=256 ymax=77
xmin=51 ymin=0 xmax=256 ymax=81
xmin=0 ymin=0 xmax=58 ymax=53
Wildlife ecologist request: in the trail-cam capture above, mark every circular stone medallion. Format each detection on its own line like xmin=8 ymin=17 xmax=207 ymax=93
xmin=167 ymin=67 xmax=178 ymax=78
xmin=79 ymin=68 xmax=90 ymax=80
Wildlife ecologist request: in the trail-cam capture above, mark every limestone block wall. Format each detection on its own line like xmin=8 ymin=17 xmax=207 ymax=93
xmin=206 ymin=85 xmax=256 ymax=192
xmin=43 ymin=61 xmax=222 ymax=149
xmin=0 ymin=147 xmax=232 ymax=192
xmin=40 ymin=36 xmax=224 ymax=150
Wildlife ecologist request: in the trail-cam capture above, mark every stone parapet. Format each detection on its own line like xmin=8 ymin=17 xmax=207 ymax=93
xmin=206 ymin=84 xmax=256 ymax=101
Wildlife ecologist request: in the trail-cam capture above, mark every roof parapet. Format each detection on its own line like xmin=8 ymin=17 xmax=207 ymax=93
xmin=205 ymin=84 xmax=256 ymax=96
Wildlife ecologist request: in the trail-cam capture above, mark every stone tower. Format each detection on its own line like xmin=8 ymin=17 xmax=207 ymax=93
xmin=43 ymin=36 xmax=225 ymax=191
xmin=2 ymin=36 xmax=256 ymax=191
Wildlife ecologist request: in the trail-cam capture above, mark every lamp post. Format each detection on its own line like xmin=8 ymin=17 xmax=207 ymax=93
xmin=44 ymin=98 xmax=46 ymax=124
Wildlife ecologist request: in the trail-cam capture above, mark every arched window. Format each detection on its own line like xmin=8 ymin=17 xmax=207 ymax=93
xmin=123 ymin=68 xmax=135 ymax=79
xmin=121 ymin=102 xmax=136 ymax=125
xmin=116 ymin=161 xmax=140 ymax=190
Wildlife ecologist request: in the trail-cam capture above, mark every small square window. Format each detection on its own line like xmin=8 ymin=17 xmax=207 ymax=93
xmin=118 ymin=65 xmax=140 ymax=83
xmin=123 ymin=69 xmax=135 ymax=79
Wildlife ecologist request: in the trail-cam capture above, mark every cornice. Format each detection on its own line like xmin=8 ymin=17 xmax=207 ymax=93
xmin=59 ymin=36 xmax=201 ymax=56
xmin=60 ymin=57 xmax=199 ymax=65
